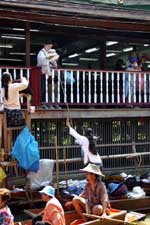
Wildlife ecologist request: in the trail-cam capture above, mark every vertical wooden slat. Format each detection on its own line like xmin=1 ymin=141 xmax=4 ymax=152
xmin=57 ymin=70 xmax=60 ymax=103
xmin=88 ymin=71 xmax=91 ymax=103
xmin=117 ymin=72 xmax=120 ymax=103
xmin=128 ymin=72 xmax=131 ymax=103
xmin=70 ymin=70 xmax=73 ymax=103
xmin=94 ymin=71 xmax=97 ymax=103
xmin=106 ymin=72 xmax=109 ymax=103
xmin=138 ymin=72 xmax=141 ymax=103
xmin=0 ymin=68 xmax=2 ymax=103
xmin=143 ymin=73 xmax=147 ymax=103
xmin=55 ymin=136 xmax=59 ymax=196
xmin=77 ymin=70 xmax=80 ymax=103
xmin=20 ymin=69 xmax=23 ymax=79
xmin=51 ymin=70 xmax=55 ymax=103
xmin=64 ymin=70 xmax=67 ymax=103
xmin=100 ymin=72 xmax=103 ymax=103
xmin=149 ymin=73 xmax=150 ymax=103
xmin=83 ymin=71 xmax=85 ymax=103
xmin=133 ymin=72 xmax=136 ymax=103
xmin=111 ymin=72 xmax=114 ymax=103
xmin=0 ymin=116 xmax=2 ymax=149
xmin=25 ymin=22 xmax=30 ymax=67
xmin=123 ymin=72 xmax=126 ymax=103
xmin=26 ymin=68 xmax=30 ymax=81
xmin=13 ymin=68 xmax=17 ymax=80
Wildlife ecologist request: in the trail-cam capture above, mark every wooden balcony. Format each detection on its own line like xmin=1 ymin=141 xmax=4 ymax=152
xmin=0 ymin=66 xmax=150 ymax=185
xmin=0 ymin=66 xmax=150 ymax=109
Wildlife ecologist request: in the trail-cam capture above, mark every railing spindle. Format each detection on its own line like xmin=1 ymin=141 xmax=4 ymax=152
xmin=106 ymin=72 xmax=109 ymax=103
xmin=100 ymin=72 xmax=103 ymax=103
xmin=94 ymin=71 xmax=97 ymax=103
xmin=83 ymin=71 xmax=85 ymax=103
xmin=77 ymin=70 xmax=80 ymax=103
xmin=70 ymin=71 xmax=73 ymax=103
xmin=112 ymin=72 xmax=114 ymax=103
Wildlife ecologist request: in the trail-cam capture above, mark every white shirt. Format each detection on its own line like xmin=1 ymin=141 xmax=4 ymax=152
xmin=2 ymin=77 xmax=28 ymax=110
xmin=37 ymin=48 xmax=50 ymax=74
xmin=37 ymin=48 xmax=58 ymax=75
xmin=69 ymin=127 xmax=102 ymax=165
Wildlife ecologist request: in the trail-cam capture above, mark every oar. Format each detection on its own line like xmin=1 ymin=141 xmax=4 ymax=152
xmin=63 ymin=146 xmax=68 ymax=188
xmin=55 ymin=135 xmax=60 ymax=196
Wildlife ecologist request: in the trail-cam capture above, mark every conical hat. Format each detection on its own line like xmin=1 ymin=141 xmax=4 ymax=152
xmin=80 ymin=163 xmax=104 ymax=176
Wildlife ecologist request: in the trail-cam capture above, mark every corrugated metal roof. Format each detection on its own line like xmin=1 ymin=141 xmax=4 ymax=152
xmin=0 ymin=0 xmax=150 ymax=22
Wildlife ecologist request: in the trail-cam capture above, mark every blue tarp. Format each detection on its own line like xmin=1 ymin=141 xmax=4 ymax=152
xmin=11 ymin=126 xmax=40 ymax=172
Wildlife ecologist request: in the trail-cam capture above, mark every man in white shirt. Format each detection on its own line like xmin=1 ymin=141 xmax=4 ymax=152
xmin=37 ymin=40 xmax=59 ymax=108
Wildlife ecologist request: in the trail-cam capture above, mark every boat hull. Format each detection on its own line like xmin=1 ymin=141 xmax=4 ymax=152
xmin=14 ymin=207 xmax=146 ymax=225
xmin=110 ymin=197 xmax=150 ymax=211
xmin=15 ymin=208 xmax=127 ymax=225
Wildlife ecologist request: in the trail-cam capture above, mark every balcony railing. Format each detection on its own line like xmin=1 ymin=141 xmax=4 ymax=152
xmin=0 ymin=67 xmax=150 ymax=107
xmin=50 ymin=69 xmax=150 ymax=106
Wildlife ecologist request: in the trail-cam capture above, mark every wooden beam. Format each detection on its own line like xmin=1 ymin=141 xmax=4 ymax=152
xmin=0 ymin=9 xmax=150 ymax=33
xmin=25 ymin=22 xmax=30 ymax=67
xmin=0 ymin=0 xmax=150 ymax=21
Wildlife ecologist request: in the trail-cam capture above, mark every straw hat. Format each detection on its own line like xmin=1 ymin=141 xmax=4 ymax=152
xmin=80 ymin=163 xmax=104 ymax=176
xmin=0 ymin=188 xmax=11 ymax=202
xmin=39 ymin=186 xmax=55 ymax=197
xmin=0 ymin=188 xmax=11 ymax=197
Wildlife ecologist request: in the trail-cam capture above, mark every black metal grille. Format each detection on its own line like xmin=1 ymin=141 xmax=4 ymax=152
xmin=7 ymin=117 xmax=150 ymax=179
xmin=30 ymin=117 xmax=150 ymax=175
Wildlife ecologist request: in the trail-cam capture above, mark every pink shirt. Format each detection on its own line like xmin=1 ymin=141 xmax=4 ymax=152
xmin=80 ymin=180 xmax=109 ymax=208
xmin=43 ymin=197 xmax=65 ymax=225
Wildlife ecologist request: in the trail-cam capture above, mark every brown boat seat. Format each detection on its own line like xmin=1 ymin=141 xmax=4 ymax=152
xmin=14 ymin=220 xmax=32 ymax=225
xmin=83 ymin=214 xmax=131 ymax=225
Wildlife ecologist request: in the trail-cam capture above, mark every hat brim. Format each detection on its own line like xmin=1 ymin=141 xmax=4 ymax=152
xmin=80 ymin=168 xmax=104 ymax=176
xmin=39 ymin=190 xmax=54 ymax=197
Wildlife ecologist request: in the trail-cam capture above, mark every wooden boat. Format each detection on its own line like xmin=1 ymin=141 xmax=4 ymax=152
xmin=14 ymin=208 xmax=138 ymax=225
xmin=65 ymin=208 xmax=127 ymax=225
xmin=69 ymin=210 xmax=146 ymax=225
xmin=110 ymin=196 xmax=150 ymax=211
xmin=11 ymin=189 xmax=150 ymax=212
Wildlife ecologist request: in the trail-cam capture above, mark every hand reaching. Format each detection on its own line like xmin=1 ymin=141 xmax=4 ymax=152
xmin=66 ymin=116 xmax=71 ymax=128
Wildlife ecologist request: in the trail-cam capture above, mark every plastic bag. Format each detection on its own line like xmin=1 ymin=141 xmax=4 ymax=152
xmin=11 ymin=126 xmax=40 ymax=172
xmin=65 ymin=71 xmax=75 ymax=85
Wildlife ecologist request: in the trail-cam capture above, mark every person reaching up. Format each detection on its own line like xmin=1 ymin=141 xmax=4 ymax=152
xmin=66 ymin=117 xmax=103 ymax=168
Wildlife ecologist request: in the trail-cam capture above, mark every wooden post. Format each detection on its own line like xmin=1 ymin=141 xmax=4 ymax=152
xmin=131 ymin=142 xmax=138 ymax=175
xmin=0 ymin=114 xmax=2 ymax=149
xmin=63 ymin=146 xmax=68 ymax=188
xmin=25 ymin=22 xmax=30 ymax=67
xmin=55 ymin=136 xmax=59 ymax=196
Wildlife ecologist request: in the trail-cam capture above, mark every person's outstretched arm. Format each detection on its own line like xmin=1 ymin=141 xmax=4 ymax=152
xmin=66 ymin=117 xmax=86 ymax=144
xmin=66 ymin=116 xmax=71 ymax=128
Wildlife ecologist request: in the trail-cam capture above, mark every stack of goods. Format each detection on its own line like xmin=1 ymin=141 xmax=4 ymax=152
xmin=140 ymin=172 xmax=150 ymax=196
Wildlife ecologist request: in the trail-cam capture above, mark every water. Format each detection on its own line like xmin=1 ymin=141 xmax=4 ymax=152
xmin=138 ymin=213 xmax=150 ymax=225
